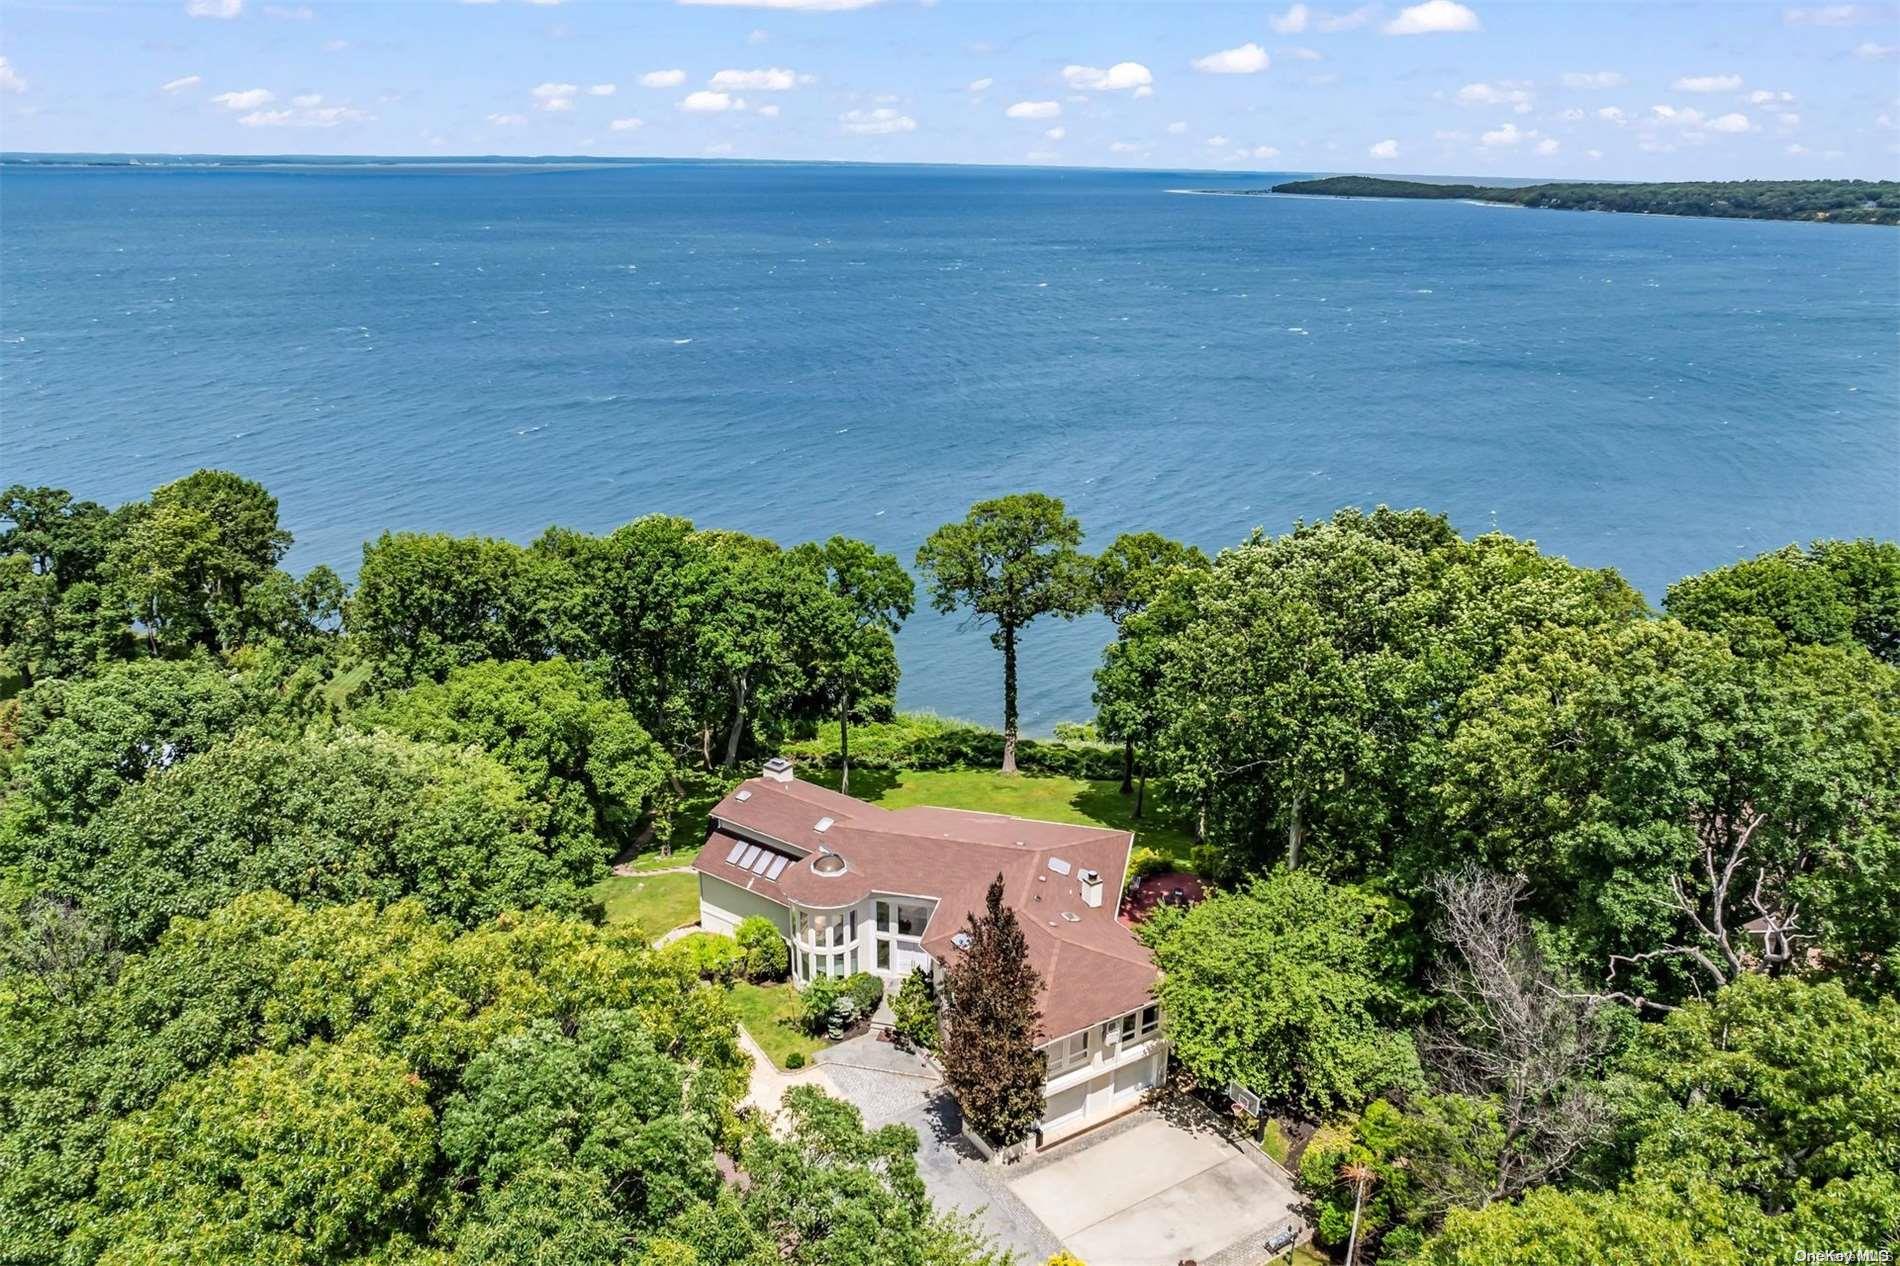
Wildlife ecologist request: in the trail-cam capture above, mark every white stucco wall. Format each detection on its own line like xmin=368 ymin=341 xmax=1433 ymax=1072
xmin=697 ymin=873 xmax=791 ymax=937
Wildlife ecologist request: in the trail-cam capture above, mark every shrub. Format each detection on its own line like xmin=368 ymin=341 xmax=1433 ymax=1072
xmin=1046 ymin=1254 xmax=1087 ymax=1266
xmin=1127 ymin=846 xmax=1175 ymax=879
xmin=784 ymin=1052 xmax=806 ymax=1070
xmin=799 ymin=977 xmax=844 ymax=1034
xmin=734 ymin=916 xmax=790 ymax=981
xmin=892 ymin=968 xmax=939 ymax=1052
xmin=662 ymin=932 xmax=745 ymax=984
xmin=842 ymin=971 xmax=884 ymax=1020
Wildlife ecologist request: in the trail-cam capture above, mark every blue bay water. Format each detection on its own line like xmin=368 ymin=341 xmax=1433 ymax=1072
xmin=2 ymin=158 xmax=1896 ymax=732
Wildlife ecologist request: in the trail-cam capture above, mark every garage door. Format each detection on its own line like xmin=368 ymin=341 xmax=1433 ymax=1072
xmin=1113 ymin=1054 xmax=1157 ymax=1101
xmin=1043 ymin=1082 xmax=1088 ymax=1131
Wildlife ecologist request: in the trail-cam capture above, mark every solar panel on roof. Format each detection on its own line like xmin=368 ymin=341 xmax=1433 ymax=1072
xmin=736 ymin=843 xmax=761 ymax=869
xmin=749 ymin=849 xmax=774 ymax=875
xmin=725 ymin=839 xmax=748 ymax=864
xmin=765 ymin=854 xmax=789 ymax=881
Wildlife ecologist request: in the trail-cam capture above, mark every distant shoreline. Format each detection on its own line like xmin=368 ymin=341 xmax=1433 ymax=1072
xmin=1212 ymin=176 xmax=1900 ymax=226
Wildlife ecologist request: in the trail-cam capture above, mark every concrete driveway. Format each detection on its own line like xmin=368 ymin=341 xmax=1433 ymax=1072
xmin=1007 ymin=1110 xmax=1303 ymax=1266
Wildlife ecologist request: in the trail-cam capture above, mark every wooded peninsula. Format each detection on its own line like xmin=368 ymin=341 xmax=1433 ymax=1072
xmin=1264 ymin=176 xmax=1900 ymax=224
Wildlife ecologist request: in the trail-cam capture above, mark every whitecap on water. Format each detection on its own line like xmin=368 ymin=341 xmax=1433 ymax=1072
xmin=1287 ymin=327 xmax=1309 ymax=335
xmin=672 ymin=338 xmax=693 ymax=345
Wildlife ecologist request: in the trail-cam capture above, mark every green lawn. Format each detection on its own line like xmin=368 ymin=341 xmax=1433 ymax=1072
xmin=806 ymin=767 xmax=1198 ymax=868
xmin=592 ymin=872 xmax=700 ymax=942
xmin=729 ymin=981 xmax=832 ymax=1070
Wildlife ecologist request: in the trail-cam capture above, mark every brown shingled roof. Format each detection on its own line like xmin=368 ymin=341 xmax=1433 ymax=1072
xmin=691 ymin=774 xmax=1157 ymax=1041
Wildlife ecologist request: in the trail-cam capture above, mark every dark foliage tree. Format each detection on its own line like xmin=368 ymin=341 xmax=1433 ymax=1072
xmin=939 ymin=875 xmax=1045 ymax=1146
xmin=916 ymin=493 xmax=1091 ymax=774
xmin=1665 ymin=538 xmax=1900 ymax=664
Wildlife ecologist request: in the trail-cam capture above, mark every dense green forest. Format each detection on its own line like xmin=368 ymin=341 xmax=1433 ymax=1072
xmin=1267 ymin=176 xmax=1900 ymax=224
xmin=2 ymin=473 xmax=1897 ymax=1264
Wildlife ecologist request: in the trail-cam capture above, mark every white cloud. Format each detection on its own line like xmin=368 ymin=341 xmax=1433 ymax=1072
xmin=1318 ymin=4 xmax=1377 ymax=31
xmin=1192 ymin=43 xmax=1270 ymax=74
xmin=1534 ymin=137 xmax=1559 ymax=155
xmin=1252 ymin=144 xmax=1280 ymax=158
xmin=1560 ymin=71 xmax=1624 ymax=89
xmin=1597 ymin=106 xmax=1627 ymax=124
xmin=1269 ymin=2 xmax=1309 ymax=33
xmin=1783 ymin=4 xmax=1869 ymax=24
xmin=1006 ymin=99 xmax=1061 ymax=119
xmin=212 ymin=88 xmax=275 ymax=111
xmin=1288 ymin=46 xmax=1324 ymax=61
xmin=589 ymin=84 xmax=616 ymax=96
xmin=1045 ymin=125 xmax=1066 ymax=140
xmin=757 ymin=102 xmax=781 ymax=117
xmin=1480 ymin=121 xmax=1533 ymax=147
xmin=1650 ymin=104 xmax=1704 ymax=125
xmin=1456 ymin=81 xmax=1533 ymax=113
xmin=1854 ymin=41 xmax=1898 ymax=59
xmin=161 ymin=74 xmax=202 ymax=93
xmin=185 ymin=0 xmax=242 ymax=17
xmin=640 ymin=69 xmax=687 ymax=88
xmin=1673 ymin=74 xmax=1742 ymax=93
xmin=967 ymin=77 xmax=993 ymax=92
xmin=533 ymin=83 xmax=579 ymax=112
xmin=0 ymin=57 xmax=26 ymax=94
xmin=1166 ymin=120 xmax=1187 ymax=134
xmin=610 ymin=116 xmax=645 ymax=131
xmin=1368 ymin=138 xmax=1399 ymax=157
xmin=840 ymin=106 xmax=914 ymax=134
xmin=323 ymin=39 xmax=349 ymax=52
xmin=1383 ymin=0 xmax=1480 ymax=35
xmin=709 ymin=67 xmax=807 ymax=91
xmin=1707 ymin=111 xmax=1754 ymax=133
xmin=1557 ymin=107 xmax=1584 ymax=121
xmin=242 ymin=102 xmax=371 ymax=127
xmin=1587 ymin=148 xmax=1602 ymax=159
xmin=1778 ymin=111 xmax=1801 ymax=128
xmin=748 ymin=27 xmax=769 ymax=43
xmin=1109 ymin=140 xmax=1145 ymax=153
xmin=680 ymin=0 xmax=880 ymax=9
xmin=681 ymin=90 xmax=746 ymax=112
xmin=487 ymin=112 xmax=526 ymax=126
xmin=1062 ymin=62 xmax=1154 ymax=93
xmin=1206 ymin=134 xmax=1230 ymax=146
xmin=1786 ymin=142 xmax=1809 ymax=154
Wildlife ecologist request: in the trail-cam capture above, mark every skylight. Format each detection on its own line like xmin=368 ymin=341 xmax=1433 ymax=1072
xmin=724 ymin=839 xmax=748 ymax=865
xmin=735 ymin=789 xmax=752 ymax=801
xmin=814 ymin=816 xmax=834 ymax=832
xmin=1047 ymin=857 xmax=1072 ymax=876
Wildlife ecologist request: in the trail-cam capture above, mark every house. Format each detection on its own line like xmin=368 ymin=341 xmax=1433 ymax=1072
xmin=693 ymin=757 xmax=1168 ymax=1146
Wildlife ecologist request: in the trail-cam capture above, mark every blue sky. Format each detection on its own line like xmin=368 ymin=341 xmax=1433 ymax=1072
xmin=2 ymin=0 xmax=1896 ymax=177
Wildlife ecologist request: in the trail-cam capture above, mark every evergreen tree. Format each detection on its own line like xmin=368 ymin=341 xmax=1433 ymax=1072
xmin=939 ymin=875 xmax=1046 ymax=1146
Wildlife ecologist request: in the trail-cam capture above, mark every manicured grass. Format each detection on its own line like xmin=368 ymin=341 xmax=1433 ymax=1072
xmin=729 ymin=980 xmax=832 ymax=1070
xmin=1263 ymin=1118 xmax=1292 ymax=1167
xmin=1287 ymin=1246 xmax=1328 ymax=1266
xmin=807 ymin=766 xmax=1198 ymax=868
xmin=592 ymin=872 xmax=700 ymax=942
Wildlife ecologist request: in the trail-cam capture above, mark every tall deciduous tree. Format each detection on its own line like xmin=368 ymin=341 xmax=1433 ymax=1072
xmin=800 ymin=536 xmax=913 ymax=794
xmin=916 ymin=494 xmax=1090 ymax=774
xmin=1666 ymin=538 xmax=1900 ymax=664
xmin=349 ymin=530 xmax=553 ymax=687
xmin=1139 ymin=868 xmax=1421 ymax=1116
xmin=1090 ymin=532 xmax=1208 ymax=796
xmin=939 ymin=875 xmax=1045 ymax=1146
xmin=1150 ymin=508 xmax=1641 ymax=877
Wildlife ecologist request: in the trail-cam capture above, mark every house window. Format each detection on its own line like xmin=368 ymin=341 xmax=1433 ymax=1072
xmin=850 ymin=947 xmax=859 ymax=974
xmin=896 ymin=903 xmax=928 ymax=936
xmin=1045 ymin=1031 xmax=1090 ymax=1077
xmin=1118 ymin=1005 xmax=1162 ymax=1045
xmin=832 ymin=952 xmax=845 ymax=977
xmin=876 ymin=940 xmax=890 ymax=970
xmin=801 ymin=951 xmax=811 ymax=979
xmin=876 ymin=900 xmax=890 ymax=931
xmin=849 ymin=909 xmax=858 ymax=938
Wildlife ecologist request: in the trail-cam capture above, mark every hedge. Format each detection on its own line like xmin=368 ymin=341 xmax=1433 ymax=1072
xmin=783 ymin=713 xmax=1125 ymax=782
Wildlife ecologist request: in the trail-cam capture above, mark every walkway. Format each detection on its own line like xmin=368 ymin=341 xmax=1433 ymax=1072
xmin=736 ymin=1024 xmax=836 ymax=1116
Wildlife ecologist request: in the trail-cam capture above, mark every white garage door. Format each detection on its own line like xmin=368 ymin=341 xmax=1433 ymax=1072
xmin=1113 ymin=1054 xmax=1157 ymax=1101
xmin=1043 ymin=1082 xmax=1088 ymax=1131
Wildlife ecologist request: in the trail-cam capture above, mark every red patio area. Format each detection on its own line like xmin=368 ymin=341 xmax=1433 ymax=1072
xmin=1119 ymin=871 xmax=1207 ymax=925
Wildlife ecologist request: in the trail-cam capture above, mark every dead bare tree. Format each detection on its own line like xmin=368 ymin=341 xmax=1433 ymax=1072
xmin=0 ymin=895 xmax=120 ymax=1005
xmin=1603 ymin=809 xmax=1809 ymax=1011
xmin=1424 ymin=866 xmax=1610 ymax=1204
